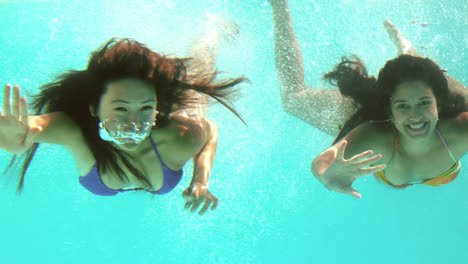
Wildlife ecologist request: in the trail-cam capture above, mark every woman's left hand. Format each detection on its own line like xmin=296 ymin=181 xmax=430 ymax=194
xmin=182 ymin=182 xmax=218 ymax=216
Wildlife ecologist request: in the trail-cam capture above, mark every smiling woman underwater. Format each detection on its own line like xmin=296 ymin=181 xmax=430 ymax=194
xmin=269 ymin=0 xmax=468 ymax=198
xmin=311 ymin=55 xmax=467 ymax=197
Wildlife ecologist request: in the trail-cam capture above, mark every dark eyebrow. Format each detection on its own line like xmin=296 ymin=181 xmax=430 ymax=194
xmin=141 ymin=99 xmax=156 ymax=104
xmin=392 ymin=96 xmax=433 ymax=104
xmin=111 ymin=99 xmax=156 ymax=104
xmin=391 ymin=99 xmax=407 ymax=104
xmin=419 ymin=96 xmax=433 ymax=100
xmin=111 ymin=99 xmax=129 ymax=104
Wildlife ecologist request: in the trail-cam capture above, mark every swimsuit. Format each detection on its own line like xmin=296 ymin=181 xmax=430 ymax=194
xmin=374 ymin=128 xmax=461 ymax=188
xmin=79 ymin=136 xmax=183 ymax=196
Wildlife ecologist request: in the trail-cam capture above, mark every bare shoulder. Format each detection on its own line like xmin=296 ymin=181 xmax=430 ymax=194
xmin=343 ymin=121 xmax=395 ymax=163
xmin=455 ymin=112 xmax=468 ymax=130
xmin=162 ymin=111 xmax=215 ymax=150
xmin=31 ymin=112 xmax=84 ymax=146
xmin=150 ymin=111 xmax=218 ymax=167
xmin=438 ymin=113 xmax=468 ymax=137
xmin=30 ymin=112 xmax=94 ymax=171
xmin=438 ymin=112 xmax=468 ymax=155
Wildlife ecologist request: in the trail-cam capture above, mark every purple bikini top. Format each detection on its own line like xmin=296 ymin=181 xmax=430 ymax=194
xmin=78 ymin=137 xmax=183 ymax=196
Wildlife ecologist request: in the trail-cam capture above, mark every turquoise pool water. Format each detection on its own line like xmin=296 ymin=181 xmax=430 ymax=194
xmin=1 ymin=0 xmax=467 ymax=263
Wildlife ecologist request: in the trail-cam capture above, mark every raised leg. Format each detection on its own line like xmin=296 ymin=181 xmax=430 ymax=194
xmin=384 ymin=20 xmax=419 ymax=56
xmin=270 ymin=0 xmax=356 ymax=136
xmin=384 ymin=20 xmax=468 ymax=99
xmin=183 ymin=15 xmax=240 ymax=117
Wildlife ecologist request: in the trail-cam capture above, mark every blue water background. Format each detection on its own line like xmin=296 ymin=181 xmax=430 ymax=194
xmin=0 ymin=0 xmax=467 ymax=263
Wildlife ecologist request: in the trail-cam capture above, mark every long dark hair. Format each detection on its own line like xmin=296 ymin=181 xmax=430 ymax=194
xmin=325 ymin=54 xmax=466 ymax=144
xmin=8 ymin=38 xmax=247 ymax=193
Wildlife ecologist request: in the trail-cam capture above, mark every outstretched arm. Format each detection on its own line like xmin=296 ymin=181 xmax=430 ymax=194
xmin=0 ymin=84 xmax=82 ymax=154
xmin=182 ymin=117 xmax=219 ymax=216
xmin=384 ymin=20 xmax=468 ymax=100
xmin=0 ymin=84 xmax=42 ymax=154
xmin=311 ymin=123 xmax=389 ymax=198
xmin=270 ymin=0 xmax=357 ymax=136
xmin=312 ymin=140 xmax=385 ymax=199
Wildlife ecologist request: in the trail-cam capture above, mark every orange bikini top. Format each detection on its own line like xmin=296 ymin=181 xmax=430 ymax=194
xmin=374 ymin=129 xmax=461 ymax=189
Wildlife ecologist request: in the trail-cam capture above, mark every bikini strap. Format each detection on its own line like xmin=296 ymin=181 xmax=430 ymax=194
xmin=435 ymin=128 xmax=457 ymax=162
xmin=148 ymin=135 xmax=163 ymax=160
xmin=148 ymin=135 xmax=182 ymax=176
xmin=368 ymin=120 xmax=397 ymax=166
xmin=386 ymin=134 xmax=398 ymax=167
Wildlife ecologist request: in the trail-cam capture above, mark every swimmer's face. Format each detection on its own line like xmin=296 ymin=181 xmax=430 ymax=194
xmin=94 ymin=78 xmax=157 ymax=150
xmin=390 ymin=80 xmax=438 ymax=140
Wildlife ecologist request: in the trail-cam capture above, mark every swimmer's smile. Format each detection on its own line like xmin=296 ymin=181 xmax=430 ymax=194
xmin=406 ymin=121 xmax=428 ymax=133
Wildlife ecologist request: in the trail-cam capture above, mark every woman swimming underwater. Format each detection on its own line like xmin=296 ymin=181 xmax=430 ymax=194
xmin=0 ymin=16 xmax=246 ymax=215
xmin=269 ymin=0 xmax=468 ymax=197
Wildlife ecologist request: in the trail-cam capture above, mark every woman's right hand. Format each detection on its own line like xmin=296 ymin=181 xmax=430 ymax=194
xmin=0 ymin=84 xmax=42 ymax=154
xmin=312 ymin=140 xmax=386 ymax=198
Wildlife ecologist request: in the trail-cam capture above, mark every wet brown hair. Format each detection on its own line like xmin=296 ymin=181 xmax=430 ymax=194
xmin=8 ymin=38 xmax=247 ymax=193
xmin=325 ymin=54 xmax=465 ymax=144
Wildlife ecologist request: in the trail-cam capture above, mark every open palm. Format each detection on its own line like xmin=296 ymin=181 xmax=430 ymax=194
xmin=0 ymin=84 xmax=41 ymax=154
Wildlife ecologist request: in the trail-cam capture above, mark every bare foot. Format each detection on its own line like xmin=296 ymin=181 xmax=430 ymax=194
xmin=384 ymin=20 xmax=419 ymax=56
